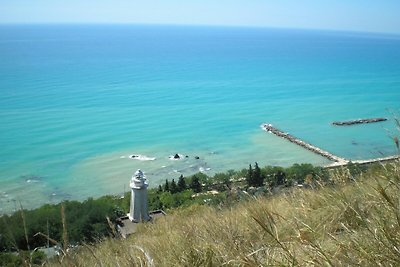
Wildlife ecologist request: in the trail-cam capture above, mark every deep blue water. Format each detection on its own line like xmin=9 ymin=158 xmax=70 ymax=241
xmin=1 ymin=24 xmax=400 ymax=213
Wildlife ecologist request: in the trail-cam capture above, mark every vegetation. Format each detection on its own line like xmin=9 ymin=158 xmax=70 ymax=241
xmin=0 ymin=250 xmax=45 ymax=267
xmin=0 ymin=197 xmax=128 ymax=251
xmin=46 ymin=160 xmax=400 ymax=266
xmin=0 ymin=161 xmax=388 ymax=266
xmin=246 ymin=162 xmax=264 ymax=187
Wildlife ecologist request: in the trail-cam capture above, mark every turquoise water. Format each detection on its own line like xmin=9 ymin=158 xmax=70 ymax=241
xmin=1 ymin=25 xmax=400 ymax=213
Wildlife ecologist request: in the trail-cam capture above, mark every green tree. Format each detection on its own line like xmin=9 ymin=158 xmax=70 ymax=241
xmin=170 ymin=179 xmax=178 ymax=194
xmin=164 ymin=179 xmax=170 ymax=192
xmin=189 ymin=175 xmax=202 ymax=193
xmin=177 ymin=175 xmax=186 ymax=192
xmin=286 ymin=163 xmax=315 ymax=185
xmin=213 ymin=172 xmax=232 ymax=191
xmin=264 ymin=166 xmax=286 ymax=187
xmin=246 ymin=164 xmax=254 ymax=187
xmin=276 ymin=170 xmax=286 ymax=186
xmin=159 ymin=192 xmax=174 ymax=209
xmin=149 ymin=195 xmax=163 ymax=210
xmin=157 ymin=185 xmax=163 ymax=193
xmin=253 ymin=162 xmax=264 ymax=187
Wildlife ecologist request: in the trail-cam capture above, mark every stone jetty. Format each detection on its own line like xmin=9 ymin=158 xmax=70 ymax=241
xmin=332 ymin=118 xmax=387 ymax=126
xmin=261 ymin=123 xmax=348 ymax=164
xmin=261 ymin=123 xmax=399 ymax=168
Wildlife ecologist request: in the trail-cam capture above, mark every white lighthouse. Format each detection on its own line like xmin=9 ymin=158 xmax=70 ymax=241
xmin=128 ymin=169 xmax=151 ymax=222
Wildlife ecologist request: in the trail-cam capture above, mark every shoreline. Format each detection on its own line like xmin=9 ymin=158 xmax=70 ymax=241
xmin=2 ymin=154 xmax=399 ymax=216
xmin=2 ymin=155 xmax=400 ymax=217
xmin=1 ymin=129 xmax=397 ymax=215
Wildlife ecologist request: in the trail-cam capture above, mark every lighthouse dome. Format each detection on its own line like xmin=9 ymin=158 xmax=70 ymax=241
xmin=130 ymin=169 xmax=148 ymax=189
xmin=134 ymin=169 xmax=144 ymax=179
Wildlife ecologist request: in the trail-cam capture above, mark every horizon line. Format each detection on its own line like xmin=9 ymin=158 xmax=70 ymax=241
xmin=1 ymin=22 xmax=400 ymax=37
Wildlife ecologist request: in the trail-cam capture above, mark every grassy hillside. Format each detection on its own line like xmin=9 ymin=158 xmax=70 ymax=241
xmin=47 ymin=161 xmax=400 ymax=266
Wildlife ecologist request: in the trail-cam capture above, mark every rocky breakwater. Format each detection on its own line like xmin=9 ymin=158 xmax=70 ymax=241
xmin=332 ymin=118 xmax=387 ymax=126
xmin=261 ymin=123 xmax=348 ymax=164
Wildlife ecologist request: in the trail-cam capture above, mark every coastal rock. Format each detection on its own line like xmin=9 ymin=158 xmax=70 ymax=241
xmin=169 ymin=153 xmax=184 ymax=160
xmin=332 ymin=118 xmax=387 ymax=126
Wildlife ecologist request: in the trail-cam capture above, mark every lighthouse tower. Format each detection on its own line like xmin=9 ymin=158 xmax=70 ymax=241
xmin=128 ymin=169 xmax=151 ymax=222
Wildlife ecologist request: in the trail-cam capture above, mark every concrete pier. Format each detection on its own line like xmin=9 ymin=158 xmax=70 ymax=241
xmin=332 ymin=118 xmax=387 ymax=126
xmin=261 ymin=123 xmax=399 ymax=168
xmin=352 ymin=155 xmax=399 ymax=165
xmin=261 ymin=123 xmax=348 ymax=164
xmin=329 ymin=155 xmax=400 ymax=168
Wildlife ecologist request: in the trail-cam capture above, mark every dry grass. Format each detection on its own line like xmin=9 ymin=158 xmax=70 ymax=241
xmin=47 ymin=161 xmax=400 ymax=266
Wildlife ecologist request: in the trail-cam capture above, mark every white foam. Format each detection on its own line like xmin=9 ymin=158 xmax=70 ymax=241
xmin=120 ymin=156 xmax=126 ymax=159
xmin=129 ymin=154 xmax=156 ymax=161
xmin=199 ymin=167 xmax=211 ymax=173
xmin=26 ymin=179 xmax=39 ymax=183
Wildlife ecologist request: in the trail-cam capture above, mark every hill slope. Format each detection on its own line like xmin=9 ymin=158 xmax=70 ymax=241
xmin=50 ymin=162 xmax=400 ymax=266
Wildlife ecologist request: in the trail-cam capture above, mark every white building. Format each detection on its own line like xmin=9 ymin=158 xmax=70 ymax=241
xmin=117 ymin=169 xmax=166 ymax=238
xmin=128 ymin=169 xmax=151 ymax=222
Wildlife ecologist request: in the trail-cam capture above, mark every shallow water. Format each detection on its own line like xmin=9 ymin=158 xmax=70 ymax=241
xmin=0 ymin=25 xmax=399 ymax=213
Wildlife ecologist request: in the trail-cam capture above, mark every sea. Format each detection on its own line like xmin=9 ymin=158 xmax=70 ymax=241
xmin=1 ymin=24 xmax=400 ymax=214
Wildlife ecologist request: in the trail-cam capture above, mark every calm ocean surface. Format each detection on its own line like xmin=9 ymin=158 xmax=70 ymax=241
xmin=1 ymin=24 xmax=400 ymax=213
